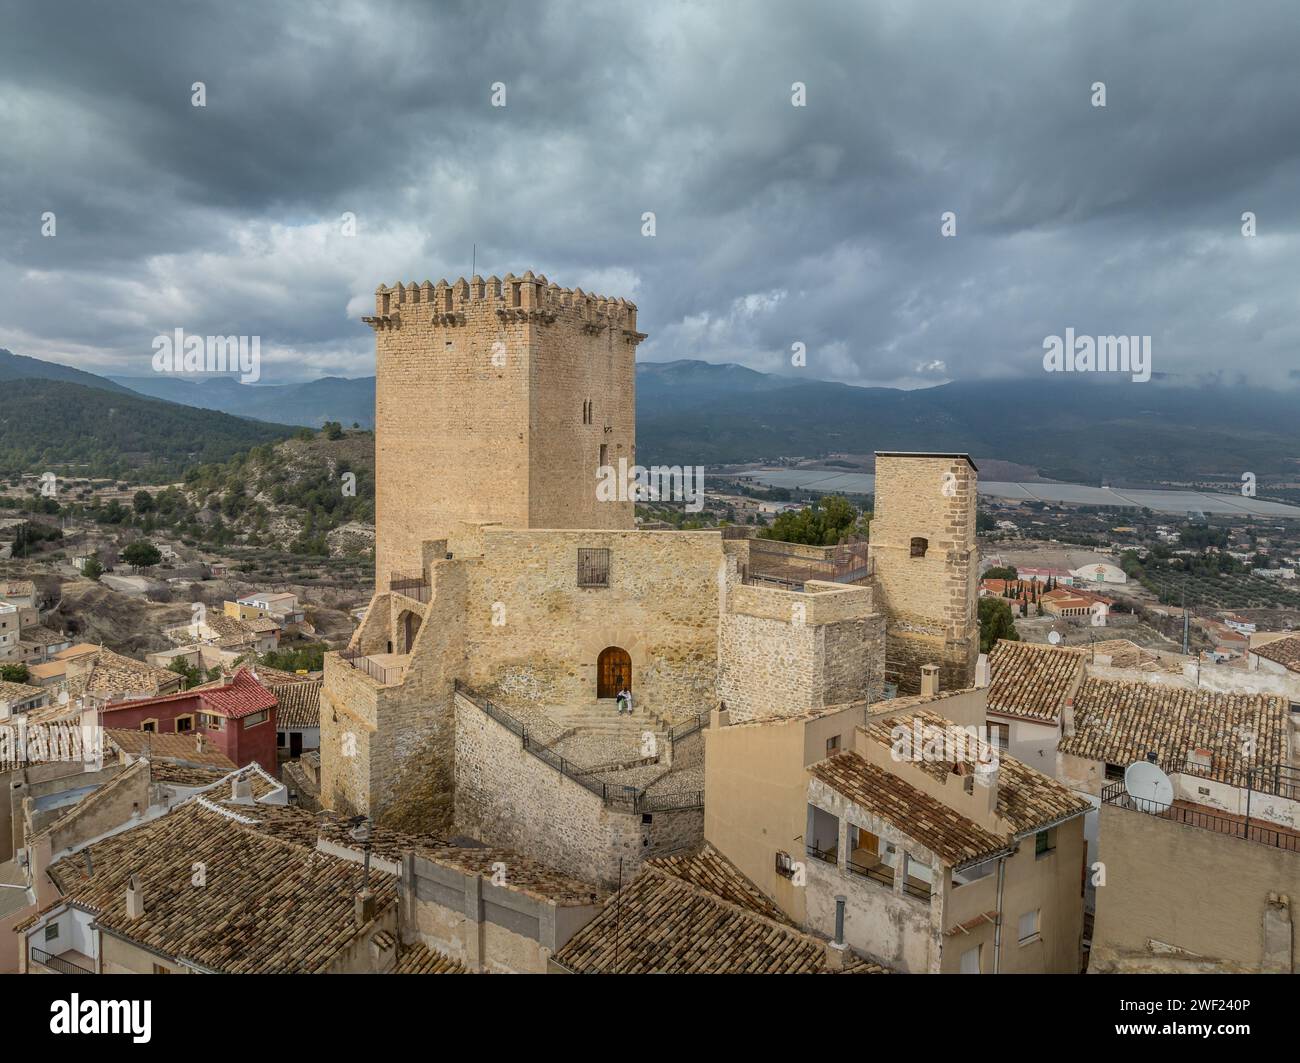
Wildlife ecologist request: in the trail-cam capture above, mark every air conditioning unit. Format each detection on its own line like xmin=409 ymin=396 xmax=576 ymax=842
xmin=775 ymin=851 xmax=794 ymax=878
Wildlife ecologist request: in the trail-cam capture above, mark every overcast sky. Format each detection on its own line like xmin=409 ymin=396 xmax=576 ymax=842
xmin=2 ymin=0 xmax=1298 ymax=388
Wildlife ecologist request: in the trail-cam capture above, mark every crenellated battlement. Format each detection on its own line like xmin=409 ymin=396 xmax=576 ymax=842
xmin=369 ymin=271 xmax=641 ymax=335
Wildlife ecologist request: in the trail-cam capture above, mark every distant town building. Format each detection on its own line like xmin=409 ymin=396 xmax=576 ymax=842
xmin=1069 ymin=562 xmax=1127 ymax=585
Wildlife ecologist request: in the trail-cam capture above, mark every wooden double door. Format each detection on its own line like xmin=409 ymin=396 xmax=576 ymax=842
xmin=597 ymin=646 xmax=632 ymax=699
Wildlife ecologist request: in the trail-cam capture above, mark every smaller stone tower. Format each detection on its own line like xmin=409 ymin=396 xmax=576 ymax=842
xmin=868 ymin=452 xmax=979 ymax=695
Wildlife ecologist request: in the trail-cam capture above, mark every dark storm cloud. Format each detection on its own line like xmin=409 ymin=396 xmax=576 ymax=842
xmin=1 ymin=0 xmax=1298 ymax=386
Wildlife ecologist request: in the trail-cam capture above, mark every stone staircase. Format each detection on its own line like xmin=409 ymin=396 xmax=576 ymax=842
xmin=543 ymin=699 xmax=671 ymax=739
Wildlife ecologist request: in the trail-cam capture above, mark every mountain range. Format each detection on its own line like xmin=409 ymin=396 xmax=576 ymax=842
xmin=4 ymin=348 xmax=1299 ymax=487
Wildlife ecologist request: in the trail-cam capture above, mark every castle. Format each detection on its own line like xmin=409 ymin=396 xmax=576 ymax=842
xmin=319 ymin=272 xmax=979 ymax=886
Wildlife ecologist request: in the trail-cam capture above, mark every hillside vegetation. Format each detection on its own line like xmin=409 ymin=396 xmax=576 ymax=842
xmin=0 ymin=378 xmax=295 ymax=481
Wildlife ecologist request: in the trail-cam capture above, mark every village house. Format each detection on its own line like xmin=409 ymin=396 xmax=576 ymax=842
xmin=268 ymin=676 xmax=321 ymax=760
xmin=983 ymin=639 xmax=1086 ymax=769
xmin=704 ymin=685 xmax=1089 ymax=974
xmin=0 ymin=680 xmax=50 ymax=719
xmin=227 ymin=591 xmax=304 ymax=626
xmin=96 ymin=667 xmax=280 ymax=774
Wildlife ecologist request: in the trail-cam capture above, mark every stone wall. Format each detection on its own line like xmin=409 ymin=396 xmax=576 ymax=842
xmin=457 ymin=526 xmax=721 ymax=723
xmin=869 ymin=454 xmax=979 ymax=694
xmin=454 ymin=692 xmax=678 ymax=887
xmin=718 ymin=579 xmax=884 ymax=722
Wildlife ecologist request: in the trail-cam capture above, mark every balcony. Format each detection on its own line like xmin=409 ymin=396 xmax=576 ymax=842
xmin=389 ymin=573 xmax=430 ymax=604
xmin=744 ymin=539 xmax=873 ymax=590
xmin=1101 ymin=783 xmax=1300 ymax=852
xmin=338 ymin=650 xmax=406 ymax=685
xmin=30 ymin=946 xmax=94 ymax=974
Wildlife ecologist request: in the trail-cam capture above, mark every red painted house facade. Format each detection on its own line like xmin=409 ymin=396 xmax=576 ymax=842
xmin=97 ymin=668 xmax=279 ymax=773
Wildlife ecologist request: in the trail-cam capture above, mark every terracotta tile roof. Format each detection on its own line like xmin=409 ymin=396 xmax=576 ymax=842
xmin=53 ymin=643 xmax=100 ymax=661
xmin=46 ymin=800 xmax=397 ymax=973
xmin=18 ymin=626 xmax=67 ymax=647
xmin=986 ymin=639 xmax=1085 ymax=723
xmin=862 ymin=710 xmax=1092 ymax=837
xmin=149 ymin=762 xmax=228 ymax=788
xmin=0 ymin=680 xmax=45 ymax=705
xmin=392 ymin=941 xmax=468 ymax=974
xmin=811 ymin=752 xmax=1009 ymax=867
xmin=647 ymin=844 xmax=791 ymax=924
xmin=270 ymin=679 xmax=321 ymax=730
xmin=425 ymin=845 xmax=604 ymax=907
xmin=1251 ymin=634 xmax=1300 ymax=674
xmin=105 ymin=728 xmax=237 ymax=769
xmin=1089 ymin=639 xmax=1186 ymax=672
xmin=552 ymin=865 xmax=888 ymax=974
xmin=255 ymin=666 xmax=320 ymax=684
xmin=239 ymin=806 xmax=602 ymax=906
xmin=198 ymin=668 xmax=278 ymax=718
xmin=77 ymin=648 xmax=183 ymax=702
xmin=100 ymin=667 xmax=276 ymax=721
xmin=1058 ymin=677 xmax=1290 ymax=782
xmin=16 ymin=699 xmax=83 ymax=726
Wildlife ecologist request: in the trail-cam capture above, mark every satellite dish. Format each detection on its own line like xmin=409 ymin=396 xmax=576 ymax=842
xmin=1048 ymin=631 xmax=1062 ymax=645
xmin=1124 ymin=760 xmax=1173 ymax=810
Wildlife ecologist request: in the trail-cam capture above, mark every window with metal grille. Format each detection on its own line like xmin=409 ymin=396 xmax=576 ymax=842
xmin=577 ymin=548 xmax=610 ymax=588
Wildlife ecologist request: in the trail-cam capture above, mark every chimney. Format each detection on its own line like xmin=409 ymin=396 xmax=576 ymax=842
xmin=824 ymin=895 xmax=849 ymax=971
xmin=354 ymin=889 xmax=377 ymax=928
xmin=125 ymin=874 xmax=144 ymax=920
xmin=974 ymin=747 xmax=1000 ymax=813
xmin=195 ymin=732 xmax=206 ymax=754
xmin=920 ymin=664 xmax=940 ymax=698
xmin=974 ymin=653 xmax=990 ymax=688
xmin=231 ymin=774 xmax=254 ymax=803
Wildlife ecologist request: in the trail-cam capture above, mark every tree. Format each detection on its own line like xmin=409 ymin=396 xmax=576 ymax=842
xmin=132 ymin=490 xmax=155 ymax=514
xmin=121 ymin=540 xmax=162 ymax=572
xmin=978 ymin=597 xmax=1020 ymax=653
xmin=983 ymin=565 xmax=1018 ymax=580
xmin=82 ymin=553 xmax=104 ymax=580
xmin=168 ymin=657 xmax=202 ymax=689
xmin=322 ymin=421 xmax=344 ymax=441
xmin=760 ymin=494 xmax=865 ymax=546
xmin=0 ymin=663 xmax=31 ymax=683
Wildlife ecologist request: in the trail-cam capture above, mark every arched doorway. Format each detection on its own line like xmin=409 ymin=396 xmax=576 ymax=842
xmin=596 ymin=646 xmax=632 ymax=699
xmin=398 ymin=610 xmax=422 ymax=654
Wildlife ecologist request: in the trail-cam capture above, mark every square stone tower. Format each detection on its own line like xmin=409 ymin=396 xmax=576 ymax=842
xmin=365 ymin=272 xmax=645 ymax=587
xmin=868 ymin=452 xmax=979 ymax=694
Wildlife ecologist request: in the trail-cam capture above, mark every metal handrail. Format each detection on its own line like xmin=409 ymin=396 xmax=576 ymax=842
xmin=1101 ymin=782 xmax=1300 ymax=852
xmin=453 ymin=681 xmax=703 ymax=811
xmin=31 ymin=947 xmax=93 ymax=975
xmin=846 ymin=857 xmax=895 ymax=890
xmin=338 ymin=650 xmax=401 ymax=685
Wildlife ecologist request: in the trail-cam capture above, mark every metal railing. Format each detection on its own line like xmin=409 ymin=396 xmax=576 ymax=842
xmin=30 ymin=947 xmax=93 ymax=975
xmin=1126 ymin=758 xmax=1300 ymax=802
xmin=454 ymin=681 xmax=703 ymax=812
xmin=745 ymin=539 xmax=873 ymax=589
xmin=901 ymin=877 xmax=934 ymax=902
xmin=806 ymin=842 xmax=838 ymax=865
xmin=389 ymin=573 xmax=430 ymax=604
xmin=847 ymin=858 xmax=895 ymax=890
xmin=1101 ymin=782 xmax=1300 ymax=852
xmin=668 ymin=710 xmax=710 ymax=751
xmin=338 ymin=650 xmax=402 ymax=685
